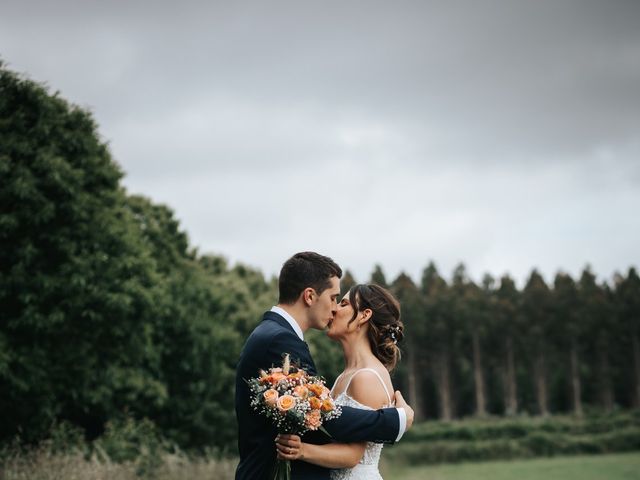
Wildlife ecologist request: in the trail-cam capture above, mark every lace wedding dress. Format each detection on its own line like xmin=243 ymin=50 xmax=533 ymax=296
xmin=330 ymin=369 xmax=393 ymax=480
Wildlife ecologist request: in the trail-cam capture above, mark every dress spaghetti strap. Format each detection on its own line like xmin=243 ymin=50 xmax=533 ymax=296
xmin=342 ymin=368 xmax=393 ymax=405
xmin=330 ymin=372 xmax=345 ymax=396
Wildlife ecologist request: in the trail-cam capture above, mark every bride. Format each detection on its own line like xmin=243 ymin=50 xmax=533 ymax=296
xmin=276 ymin=283 xmax=404 ymax=480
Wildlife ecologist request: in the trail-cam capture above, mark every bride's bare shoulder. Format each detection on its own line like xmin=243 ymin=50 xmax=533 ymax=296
xmin=347 ymin=367 xmax=393 ymax=410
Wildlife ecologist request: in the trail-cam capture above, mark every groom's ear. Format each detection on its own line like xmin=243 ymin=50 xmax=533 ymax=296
xmin=302 ymin=287 xmax=315 ymax=306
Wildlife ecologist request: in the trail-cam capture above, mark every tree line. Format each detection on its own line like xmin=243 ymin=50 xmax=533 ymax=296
xmin=366 ymin=262 xmax=640 ymax=422
xmin=1 ymin=63 xmax=639 ymax=455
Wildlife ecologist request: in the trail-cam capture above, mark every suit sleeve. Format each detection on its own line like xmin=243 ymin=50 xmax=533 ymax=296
xmin=322 ymin=405 xmax=399 ymax=444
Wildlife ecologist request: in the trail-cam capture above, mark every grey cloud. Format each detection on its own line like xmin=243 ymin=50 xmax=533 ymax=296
xmin=2 ymin=0 xmax=639 ymax=284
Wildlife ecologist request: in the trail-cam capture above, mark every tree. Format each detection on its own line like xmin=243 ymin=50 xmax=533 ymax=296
xmin=391 ymin=272 xmax=425 ymax=421
xmin=0 ymin=64 xmax=165 ymax=442
xmin=616 ymin=267 xmax=640 ymax=408
xmin=553 ymin=272 xmax=582 ymax=416
xmin=420 ymin=263 xmax=456 ymax=420
xmin=126 ymin=196 xmax=255 ymax=449
xmin=575 ymin=267 xmax=616 ymax=412
xmin=522 ymin=270 xmax=553 ymax=416
xmin=0 ymin=63 xmax=273 ymax=451
xmin=476 ymin=273 xmax=496 ymax=416
xmin=494 ymin=275 xmax=520 ymax=415
xmin=341 ymin=269 xmax=357 ymax=295
xmin=451 ymin=265 xmax=489 ymax=417
xmin=370 ymin=264 xmax=388 ymax=288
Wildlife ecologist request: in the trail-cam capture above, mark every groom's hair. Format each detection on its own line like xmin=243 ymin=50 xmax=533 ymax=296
xmin=278 ymin=252 xmax=342 ymax=304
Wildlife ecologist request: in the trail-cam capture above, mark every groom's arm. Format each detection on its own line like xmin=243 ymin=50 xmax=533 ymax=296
xmin=322 ymin=405 xmax=401 ymax=444
xmin=323 ymin=390 xmax=414 ymax=444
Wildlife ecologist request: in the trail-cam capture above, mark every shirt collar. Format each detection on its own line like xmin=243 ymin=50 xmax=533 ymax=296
xmin=270 ymin=306 xmax=304 ymax=341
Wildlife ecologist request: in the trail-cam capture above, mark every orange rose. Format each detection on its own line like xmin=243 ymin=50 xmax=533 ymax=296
xmin=277 ymin=394 xmax=296 ymax=412
xmin=309 ymin=396 xmax=322 ymax=409
xmin=305 ymin=410 xmax=322 ymax=430
xmin=321 ymin=398 xmax=335 ymax=412
xmin=263 ymin=389 xmax=279 ymax=407
xmin=288 ymin=371 xmax=305 ymax=381
xmin=268 ymin=372 xmax=286 ymax=384
xmin=293 ymin=385 xmax=309 ymax=399
xmin=320 ymin=386 xmax=331 ymax=399
xmin=308 ymin=383 xmax=324 ymax=397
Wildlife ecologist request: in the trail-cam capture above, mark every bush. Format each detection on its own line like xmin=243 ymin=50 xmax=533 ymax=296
xmin=403 ymin=411 xmax=640 ymax=443
xmin=92 ymin=416 xmax=172 ymax=476
xmin=386 ymin=412 xmax=640 ymax=465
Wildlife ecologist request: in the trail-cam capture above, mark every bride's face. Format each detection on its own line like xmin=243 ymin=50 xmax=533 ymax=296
xmin=326 ymin=293 xmax=357 ymax=340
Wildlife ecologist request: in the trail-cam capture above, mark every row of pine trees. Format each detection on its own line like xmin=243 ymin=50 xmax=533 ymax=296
xmin=348 ymin=263 xmax=640 ymax=421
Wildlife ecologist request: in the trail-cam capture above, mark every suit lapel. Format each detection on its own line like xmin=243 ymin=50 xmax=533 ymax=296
xmin=261 ymin=310 xmax=299 ymax=335
xmin=261 ymin=311 xmax=317 ymax=375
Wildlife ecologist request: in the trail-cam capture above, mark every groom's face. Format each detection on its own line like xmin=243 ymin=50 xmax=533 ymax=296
xmin=308 ymin=276 xmax=340 ymax=331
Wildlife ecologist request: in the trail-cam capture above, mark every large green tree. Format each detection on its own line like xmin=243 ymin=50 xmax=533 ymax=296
xmin=0 ymin=63 xmax=274 ymax=451
xmin=0 ymin=64 xmax=165 ymax=442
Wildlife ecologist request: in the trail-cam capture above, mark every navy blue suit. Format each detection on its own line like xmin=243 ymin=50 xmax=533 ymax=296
xmin=235 ymin=310 xmax=400 ymax=480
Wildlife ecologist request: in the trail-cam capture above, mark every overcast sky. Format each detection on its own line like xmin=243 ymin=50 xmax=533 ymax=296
xmin=2 ymin=1 xmax=639 ymax=286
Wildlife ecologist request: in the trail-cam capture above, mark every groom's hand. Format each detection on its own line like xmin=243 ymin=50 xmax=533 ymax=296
xmin=394 ymin=390 xmax=414 ymax=430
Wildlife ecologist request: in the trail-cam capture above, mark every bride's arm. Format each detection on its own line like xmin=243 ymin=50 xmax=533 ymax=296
xmin=276 ymin=434 xmax=366 ymax=468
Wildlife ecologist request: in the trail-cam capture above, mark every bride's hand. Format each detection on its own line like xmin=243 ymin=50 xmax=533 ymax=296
xmin=275 ymin=433 xmax=304 ymax=460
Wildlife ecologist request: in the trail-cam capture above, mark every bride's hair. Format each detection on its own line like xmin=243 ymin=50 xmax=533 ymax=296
xmin=348 ymin=284 xmax=404 ymax=372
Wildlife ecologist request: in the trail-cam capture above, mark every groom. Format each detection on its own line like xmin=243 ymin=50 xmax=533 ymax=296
xmin=235 ymin=251 xmax=414 ymax=480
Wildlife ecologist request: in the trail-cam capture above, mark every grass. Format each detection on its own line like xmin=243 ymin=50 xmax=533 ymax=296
xmin=380 ymin=452 xmax=640 ymax=480
xmin=2 ymin=451 xmax=640 ymax=480
xmin=0 ymin=448 xmax=236 ymax=480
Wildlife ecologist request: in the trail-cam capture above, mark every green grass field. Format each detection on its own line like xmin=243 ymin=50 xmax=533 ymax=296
xmin=381 ymin=452 xmax=640 ymax=480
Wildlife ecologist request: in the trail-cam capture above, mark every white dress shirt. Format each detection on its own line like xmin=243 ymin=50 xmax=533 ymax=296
xmin=271 ymin=306 xmax=304 ymax=340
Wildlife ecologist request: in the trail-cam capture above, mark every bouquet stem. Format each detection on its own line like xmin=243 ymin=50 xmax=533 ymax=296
xmin=272 ymin=458 xmax=291 ymax=480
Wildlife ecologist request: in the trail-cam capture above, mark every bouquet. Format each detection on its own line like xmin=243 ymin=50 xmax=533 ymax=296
xmin=247 ymin=353 xmax=342 ymax=480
